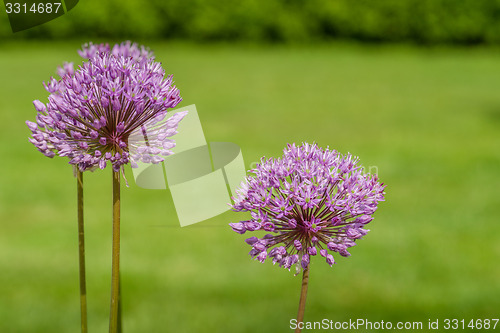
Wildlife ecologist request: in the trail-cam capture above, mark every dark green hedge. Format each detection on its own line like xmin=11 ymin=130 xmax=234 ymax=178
xmin=2 ymin=0 xmax=500 ymax=44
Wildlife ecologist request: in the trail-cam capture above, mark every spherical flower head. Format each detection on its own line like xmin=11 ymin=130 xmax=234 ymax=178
xmin=26 ymin=42 xmax=186 ymax=172
xmin=229 ymin=142 xmax=386 ymax=274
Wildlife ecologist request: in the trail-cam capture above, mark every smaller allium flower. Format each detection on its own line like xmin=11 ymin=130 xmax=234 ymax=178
xmin=230 ymin=143 xmax=385 ymax=273
xmin=26 ymin=41 xmax=186 ymax=172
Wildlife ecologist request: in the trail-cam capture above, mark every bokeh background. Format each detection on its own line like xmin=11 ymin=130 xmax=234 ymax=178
xmin=1 ymin=1 xmax=500 ymax=332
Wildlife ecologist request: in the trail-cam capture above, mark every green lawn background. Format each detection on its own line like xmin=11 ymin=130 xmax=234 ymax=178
xmin=0 ymin=41 xmax=499 ymax=332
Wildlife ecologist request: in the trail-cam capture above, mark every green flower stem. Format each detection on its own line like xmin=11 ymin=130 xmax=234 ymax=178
xmin=109 ymin=170 xmax=121 ymax=333
xmin=77 ymin=169 xmax=88 ymax=333
xmin=118 ymin=279 xmax=122 ymax=333
xmin=295 ymin=266 xmax=310 ymax=333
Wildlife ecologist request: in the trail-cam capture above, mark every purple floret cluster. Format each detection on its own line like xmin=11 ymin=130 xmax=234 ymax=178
xmin=26 ymin=41 xmax=186 ymax=172
xmin=230 ymin=143 xmax=385 ymax=273
xmin=77 ymin=41 xmax=154 ymax=62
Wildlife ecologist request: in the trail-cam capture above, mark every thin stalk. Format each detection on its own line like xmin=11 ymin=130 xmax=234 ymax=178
xmin=77 ymin=170 xmax=88 ymax=333
xmin=117 ymin=278 xmax=122 ymax=333
xmin=294 ymin=266 xmax=310 ymax=333
xmin=109 ymin=170 xmax=121 ymax=333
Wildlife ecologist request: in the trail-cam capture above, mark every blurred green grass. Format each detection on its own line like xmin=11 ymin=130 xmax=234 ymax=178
xmin=1 ymin=41 xmax=500 ymax=332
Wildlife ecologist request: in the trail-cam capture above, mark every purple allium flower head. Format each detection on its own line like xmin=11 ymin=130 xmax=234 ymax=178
xmin=26 ymin=41 xmax=186 ymax=172
xmin=230 ymin=143 xmax=386 ymax=273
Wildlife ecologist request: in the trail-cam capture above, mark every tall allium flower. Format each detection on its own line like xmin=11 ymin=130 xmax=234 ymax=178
xmin=230 ymin=143 xmax=385 ymax=332
xmin=25 ymin=41 xmax=186 ymax=333
xmin=230 ymin=142 xmax=385 ymax=272
xmin=26 ymin=42 xmax=185 ymax=172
